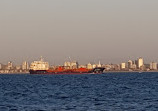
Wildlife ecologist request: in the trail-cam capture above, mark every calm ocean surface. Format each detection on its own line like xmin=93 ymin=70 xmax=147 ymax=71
xmin=0 ymin=72 xmax=158 ymax=111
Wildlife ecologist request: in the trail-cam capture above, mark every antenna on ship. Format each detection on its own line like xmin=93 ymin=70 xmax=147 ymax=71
xmin=69 ymin=56 xmax=72 ymax=62
xmin=40 ymin=56 xmax=44 ymax=61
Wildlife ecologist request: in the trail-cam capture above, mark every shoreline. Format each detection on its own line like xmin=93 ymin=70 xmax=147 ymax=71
xmin=0 ymin=71 xmax=158 ymax=75
xmin=104 ymin=71 xmax=158 ymax=73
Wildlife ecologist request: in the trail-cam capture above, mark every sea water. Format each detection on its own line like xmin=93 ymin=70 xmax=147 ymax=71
xmin=0 ymin=72 xmax=158 ymax=111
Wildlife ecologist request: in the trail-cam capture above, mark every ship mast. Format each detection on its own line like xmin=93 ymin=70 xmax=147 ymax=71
xmin=69 ymin=56 xmax=72 ymax=62
xmin=40 ymin=56 xmax=44 ymax=62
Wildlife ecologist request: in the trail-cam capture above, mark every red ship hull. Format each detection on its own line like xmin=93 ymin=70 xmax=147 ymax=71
xmin=29 ymin=67 xmax=105 ymax=75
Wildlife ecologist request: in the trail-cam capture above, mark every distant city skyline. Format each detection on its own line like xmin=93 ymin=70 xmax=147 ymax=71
xmin=0 ymin=0 xmax=158 ymax=64
xmin=1 ymin=56 xmax=158 ymax=74
xmin=0 ymin=56 xmax=158 ymax=66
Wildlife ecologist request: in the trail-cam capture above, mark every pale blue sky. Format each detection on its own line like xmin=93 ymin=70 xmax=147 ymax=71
xmin=0 ymin=0 xmax=158 ymax=65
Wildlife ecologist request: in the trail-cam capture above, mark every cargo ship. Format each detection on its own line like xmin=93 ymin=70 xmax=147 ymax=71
xmin=29 ymin=57 xmax=105 ymax=74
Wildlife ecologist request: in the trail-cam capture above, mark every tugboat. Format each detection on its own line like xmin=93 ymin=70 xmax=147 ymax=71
xmin=29 ymin=57 xmax=105 ymax=74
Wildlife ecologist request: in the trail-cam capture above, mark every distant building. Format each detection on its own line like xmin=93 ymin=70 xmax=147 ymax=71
xmin=16 ymin=65 xmax=21 ymax=70
xmin=97 ymin=61 xmax=102 ymax=67
xmin=7 ymin=61 xmax=13 ymax=70
xmin=135 ymin=60 xmax=138 ymax=68
xmin=87 ymin=63 xmax=93 ymax=69
xmin=92 ymin=64 xmax=97 ymax=69
xmin=128 ymin=60 xmax=133 ymax=69
xmin=144 ymin=64 xmax=150 ymax=71
xmin=114 ymin=64 xmax=121 ymax=70
xmin=79 ymin=65 xmax=86 ymax=68
xmin=22 ymin=61 xmax=29 ymax=70
xmin=0 ymin=64 xmax=2 ymax=70
xmin=150 ymin=62 xmax=157 ymax=70
xmin=121 ymin=63 xmax=126 ymax=69
xmin=104 ymin=64 xmax=112 ymax=71
xmin=64 ymin=61 xmax=79 ymax=69
xmin=138 ymin=57 xmax=144 ymax=69
xmin=132 ymin=63 xmax=137 ymax=70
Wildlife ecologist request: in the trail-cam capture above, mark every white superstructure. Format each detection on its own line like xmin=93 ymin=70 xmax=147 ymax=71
xmin=30 ymin=57 xmax=49 ymax=70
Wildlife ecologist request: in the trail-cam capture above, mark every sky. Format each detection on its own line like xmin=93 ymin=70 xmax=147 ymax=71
xmin=0 ymin=0 xmax=158 ymax=65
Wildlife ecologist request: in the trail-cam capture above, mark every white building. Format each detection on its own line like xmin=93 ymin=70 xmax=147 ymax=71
xmin=16 ymin=65 xmax=21 ymax=70
xmin=22 ymin=61 xmax=29 ymax=70
xmin=132 ymin=64 xmax=137 ymax=69
xmin=79 ymin=65 xmax=86 ymax=68
xmin=128 ymin=60 xmax=133 ymax=69
xmin=7 ymin=61 xmax=13 ymax=70
xmin=64 ymin=61 xmax=78 ymax=69
xmin=92 ymin=64 xmax=97 ymax=69
xmin=138 ymin=57 xmax=144 ymax=69
xmin=87 ymin=63 xmax=93 ymax=69
xmin=104 ymin=64 xmax=112 ymax=70
xmin=121 ymin=63 xmax=126 ymax=69
xmin=150 ymin=62 xmax=157 ymax=70
xmin=97 ymin=61 xmax=102 ymax=67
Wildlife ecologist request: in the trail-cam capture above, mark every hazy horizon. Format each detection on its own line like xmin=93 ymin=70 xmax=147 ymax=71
xmin=0 ymin=0 xmax=158 ymax=65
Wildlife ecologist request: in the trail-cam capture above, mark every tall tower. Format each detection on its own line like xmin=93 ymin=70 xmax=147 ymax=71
xmin=121 ymin=63 xmax=126 ymax=69
xmin=22 ymin=61 xmax=29 ymax=70
xmin=128 ymin=60 xmax=133 ymax=69
xmin=138 ymin=57 xmax=144 ymax=69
